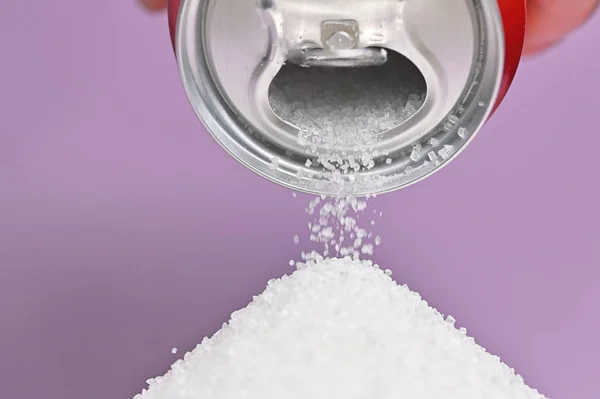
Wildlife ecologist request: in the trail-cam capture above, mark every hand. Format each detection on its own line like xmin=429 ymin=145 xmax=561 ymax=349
xmin=139 ymin=0 xmax=599 ymax=56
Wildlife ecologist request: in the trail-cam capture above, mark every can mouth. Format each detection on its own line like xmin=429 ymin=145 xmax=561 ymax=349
xmin=268 ymin=50 xmax=428 ymax=158
xmin=175 ymin=0 xmax=506 ymax=196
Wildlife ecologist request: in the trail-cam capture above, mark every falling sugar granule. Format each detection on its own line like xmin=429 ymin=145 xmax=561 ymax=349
xmin=134 ymin=258 xmax=547 ymax=399
xmin=301 ymin=196 xmax=381 ymax=261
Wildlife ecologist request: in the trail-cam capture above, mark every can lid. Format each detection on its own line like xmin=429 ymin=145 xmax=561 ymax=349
xmin=175 ymin=0 xmax=506 ymax=196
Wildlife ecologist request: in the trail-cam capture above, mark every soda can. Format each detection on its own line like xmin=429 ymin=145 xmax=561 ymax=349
xmin=167 ymin=0 xmax=526 ymax=196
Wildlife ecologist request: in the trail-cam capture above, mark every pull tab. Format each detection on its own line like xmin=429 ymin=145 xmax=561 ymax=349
xmin=287 ymin=20 xmax=388 ymax=68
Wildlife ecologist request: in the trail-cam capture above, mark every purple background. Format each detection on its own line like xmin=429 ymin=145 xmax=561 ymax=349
xmin=1 ymin=1 xmax=599 ymax=398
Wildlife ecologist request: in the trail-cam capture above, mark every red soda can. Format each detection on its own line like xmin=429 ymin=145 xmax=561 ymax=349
xmin=167 ymin=0 xmax=526 ymax=196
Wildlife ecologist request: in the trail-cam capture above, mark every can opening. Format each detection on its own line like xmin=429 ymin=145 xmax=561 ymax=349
xmin=268 ymin=50 xmax=427 ymax=141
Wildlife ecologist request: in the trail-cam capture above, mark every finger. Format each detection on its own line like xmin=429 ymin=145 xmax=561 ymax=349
xmin=524 ymin=0 xmax=599 ymax=55
xmin=139 ymin=0 xmax=168 ymax=11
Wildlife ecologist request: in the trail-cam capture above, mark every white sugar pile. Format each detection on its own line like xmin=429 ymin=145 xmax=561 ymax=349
xmin=134 ymin=258 xmax=547 ymax=399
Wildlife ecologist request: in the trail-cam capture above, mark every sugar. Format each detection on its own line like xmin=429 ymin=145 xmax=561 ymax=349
xmin=361 ymin=243 xmax=374 ymax=255
xmin=171 ymin=348 xmax=177 ymax=354
xmin=135 ymin=258 xmax=547 ymax=399
xmin=302 ymin=196 xmax=378 ymax=260
xmin=445 ymin=315 xmax=457 ymax=326
xmin=410 ymin=144 xmax=422 ymax=162
xmin=438 ymin=144 xmax=454 ymax=160
xmin=269 ymin=61 xmax=423 ymax=143
xmin=269 ymin=52 xmax=424 ymax=259
xmin=269 ymin=52 xmax=426 ymax=194
xmin=268 ymin=157 xmax=279 ymax=170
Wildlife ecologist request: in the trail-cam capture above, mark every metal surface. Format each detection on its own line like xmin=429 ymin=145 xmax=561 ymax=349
xmin=287 ymin=19 xmax=388 ymax=68
xmin=173 ymin=0 xmax=510 ymax=196
xmin=288 ymin=48 xmax=388 ymax=68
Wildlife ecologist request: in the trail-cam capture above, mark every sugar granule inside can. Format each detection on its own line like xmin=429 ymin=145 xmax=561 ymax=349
xmin=269 ymin=51 xmax=426 ymax=191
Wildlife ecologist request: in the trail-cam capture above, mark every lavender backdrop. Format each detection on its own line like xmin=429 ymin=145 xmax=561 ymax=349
xmin=0 ymin=1 xmax=598 ymax=398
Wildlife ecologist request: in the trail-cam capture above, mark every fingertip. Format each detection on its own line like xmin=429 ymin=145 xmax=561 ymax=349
xmin=522 ymin=40 xmax=556 ymax=57
xmin=524 ymin=0 xmax=599 ymax=55
xmin=139 ymin=0 xmax=168 ymax=11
